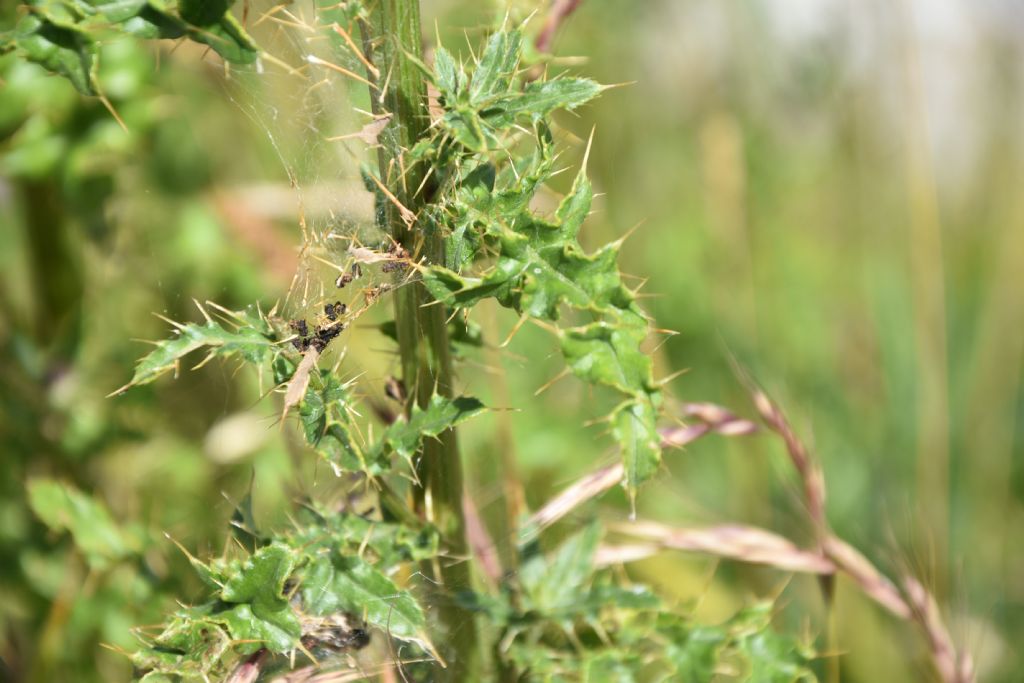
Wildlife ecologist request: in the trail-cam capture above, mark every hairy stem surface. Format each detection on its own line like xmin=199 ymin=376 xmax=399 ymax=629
xmin=361 ymin=0 xmax=478 ymax=676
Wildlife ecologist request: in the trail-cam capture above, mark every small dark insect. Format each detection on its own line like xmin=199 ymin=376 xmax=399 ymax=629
xmin=381 ymin=242 xmax=410 ymax=273
xmin=301 ymin=612 xmax=370 ymax=653
xmin=290 ymin=319 xmax=311 ymax=350
xmin=335 ymin=263 xmax=362 ymax=288
xmin=289 ymin=587 xmax=371 ymax=656
xmin=310 ymin=326 xmax=340 ymax=352
xmin=288 ymin=310 xmax=346 ymax=353
xmin=324 ymin=301 xmax=347 ymax=321
xmin=363 ymin=283 xmax=390 ymax=306
xmin=384 ymin=376 xmax=406 ymax=403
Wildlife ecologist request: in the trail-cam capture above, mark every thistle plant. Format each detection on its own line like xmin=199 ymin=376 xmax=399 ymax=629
xmin=101 ymin=4 xmax=684 ymax=676
xmin=3 ymin=1 xmax=976 ymax=682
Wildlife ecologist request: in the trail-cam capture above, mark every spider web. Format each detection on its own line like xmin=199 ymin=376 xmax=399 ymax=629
xmin=223 ymin=2 xmax=404 ymax=336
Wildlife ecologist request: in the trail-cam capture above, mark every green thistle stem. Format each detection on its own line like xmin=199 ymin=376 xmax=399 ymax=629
xmin=361 ymin=0 xmax=479 ymax=677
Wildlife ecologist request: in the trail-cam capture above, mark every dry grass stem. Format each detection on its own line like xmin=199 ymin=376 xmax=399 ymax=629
xmin=524 ymin=402 xmax=757 ymax=540
xmin=613 ymin=521 xmax=836 ymax=574
xmin=750 ymin=389 xmax=826 ymax=537
xmin=905 ymin=577 xmax=975 ymax=683
xmin=822 ymin=535 xmax=910 ymax=619
xmin=561 ymin=380 xmax=975 ymax=683
xmin=593 ymin=543 xmax=661 ymax=567
xmin=535 ymin=0 xmax=584 ymax=53
xmin=746 ymin=383 xmax=974 ymax=683
xmin=524 ymin=462 xmax=621 ymax=540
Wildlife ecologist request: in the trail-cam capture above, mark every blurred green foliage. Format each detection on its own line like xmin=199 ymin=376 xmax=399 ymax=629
xmin=1 ymin=0 xmax=1020 ymax=681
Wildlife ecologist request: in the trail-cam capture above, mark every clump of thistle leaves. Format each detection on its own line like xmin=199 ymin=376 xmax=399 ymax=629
xmin=416 ymin=28 xmax=664 ymax=504
xmin=14 ymin=4 xmax=816 ymax=680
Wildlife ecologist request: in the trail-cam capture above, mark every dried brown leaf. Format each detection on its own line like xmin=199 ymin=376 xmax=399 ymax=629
xmin=328 ymin=115 xmax=392 ymax=144
xmin=282 ymin=347 xmax=320 ymax=421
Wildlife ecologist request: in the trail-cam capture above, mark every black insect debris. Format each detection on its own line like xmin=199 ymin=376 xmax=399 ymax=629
xmin=335 ymin=263 xmax=362 ymax=288
xmin=290 ymin=302 xmax=347 ymax=352
xmin=381 ymin=242 xmax=409 ymax=273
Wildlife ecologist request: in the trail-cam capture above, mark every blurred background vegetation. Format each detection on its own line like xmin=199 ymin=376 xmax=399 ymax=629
xmin=1 ymin=0 xmax=1020 ymax=681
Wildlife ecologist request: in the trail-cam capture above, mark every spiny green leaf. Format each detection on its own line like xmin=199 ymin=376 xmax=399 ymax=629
xmin=299 ymin=370 xmax=351 ymax=445
xmin=582 ymin=650 xmax=644 ymax=683
xmin=447 ymin=314 xmax=484 ymax=347
xmin=429 ymin=30 xmax=602 ymax=153
xmin=116 ymin=311 xmax=276 ymax=393
xmin=741 ymin=632 xmax=818 ymax=683
xmin=581 ymin=583 xmax=661 ymax=612
xmin=425 ymin=158 xmax=662 ymax=495
xmin=179 ymin=0 xmax=231 ymax=26
xmin=424 ymin=168 xmax=612 ymax=320
xmin=27 ymin=478 xmax=133 ymax=569
xmin=282 ymin=358 xmax=374 ymax=475
xmin=132 ymin=609 xmax=230 ymax=677
xmin=469 ymin=29 xmax=522 ymax=105
xmin=104 ymin=3 xmax=188 ymax=42
xmin=505 ymin=642 xmax=570 ymax=681
xmin=366 ymin=395 xmax=486 ymax=467
xmin=90 ymin=1 xmax=162 ymax=26
xmin=8 ymin=0 xmax=257 ymax=95
xmin=290 ymin=367 xmax=374 ymax=476
xmin=317 ymin=421 xmax=371 ymax=474
xmin=300 ymin=554 xmax=432 ymax=651
xmin=220 ymin=544 xmax=297 ymax=604
xmin=459 ymin=147 xmax=552 ymax=226
xmin=440 ymin=107 xmax=499 ymax=152
xmin=610 ymin=397 xmax=663 ymax=494
xmin=553 ymin=164 xmax=593 ymax=238
xmin=490 ymin=594 xmax=816 ymax=682
xmin=655 ymin=605 xmax=818 ymax=683
xmin=433 ymin=46 xmax=464 ymax=102
xmin=289 ymin=510 xmax=441 ymax=565
xmin=520 ymin=523 xmax=601 ymax=615
xmin=12 ymin=14 xmax=96 ymax=95
xmin=727 ymin=604 xmax=817 ymax=683
xmin=519 ymin=242 xmax=633 ymax=320
xmin=657 ymin=615 xmax=730 ymax=681
xmin=559 ymin=320 xmax=662 ymax=495
xmin=215 ymin=601 xmax=300 ymax=655
xmin=483 ymin=78 xmax=604 ymax=128
xmin=178 ymin=549 xmax=229 ymax=591
xmin=181 ymin=10 xmax=258 ymax=65
xmin=95 ymin=0 xmax=258 ymax=63
xmin=559 ymin=321 xmax=652 ymax=395
xmin=217 ymin=544 xmax=302 ymax=654
xmin=230 ymin=490 xmax=262 ymax=553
